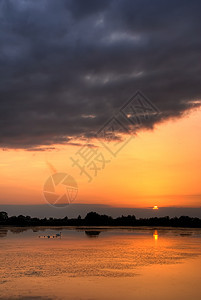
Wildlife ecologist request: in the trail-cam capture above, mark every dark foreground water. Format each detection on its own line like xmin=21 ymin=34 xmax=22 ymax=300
xmin=0 ymin=227 xmax=201 ymax=300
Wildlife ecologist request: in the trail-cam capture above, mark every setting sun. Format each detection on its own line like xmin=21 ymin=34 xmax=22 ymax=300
xmin=153 ymin=206 xmax=159 ymax=210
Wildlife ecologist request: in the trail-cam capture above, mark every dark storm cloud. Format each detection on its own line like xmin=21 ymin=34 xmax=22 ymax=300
xmin=0 ymin=0 xmax=201 ymax=149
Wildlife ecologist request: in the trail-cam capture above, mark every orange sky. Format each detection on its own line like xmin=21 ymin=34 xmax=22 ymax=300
xmin=1 ymin=107 xmax=201 ymax=208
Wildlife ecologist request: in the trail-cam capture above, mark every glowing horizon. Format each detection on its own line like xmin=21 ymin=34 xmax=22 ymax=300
xmin=0 ymin=107 xmax=201 ymax=209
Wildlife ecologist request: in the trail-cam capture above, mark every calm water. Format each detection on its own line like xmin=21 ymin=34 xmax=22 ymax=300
xmin=0 ymin=227 xmax=201 ymax=300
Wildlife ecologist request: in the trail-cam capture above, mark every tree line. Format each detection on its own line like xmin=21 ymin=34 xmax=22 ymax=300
xmin=1 ymin=211 xmax=201 ymax=227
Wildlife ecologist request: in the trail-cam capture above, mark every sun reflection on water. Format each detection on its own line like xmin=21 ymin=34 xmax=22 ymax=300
xmin=153 ymin=230 xmax=158 ymax=241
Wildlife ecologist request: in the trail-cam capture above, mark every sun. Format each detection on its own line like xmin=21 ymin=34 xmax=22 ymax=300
xmin=153 ymin=205 xmax=159 ymax=210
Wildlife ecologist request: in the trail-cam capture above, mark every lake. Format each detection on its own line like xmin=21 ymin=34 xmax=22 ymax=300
xmin=0 ymin=227 xmax=201 ymax=300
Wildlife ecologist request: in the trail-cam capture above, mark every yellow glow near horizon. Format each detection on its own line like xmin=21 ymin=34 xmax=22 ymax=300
xmin=0 ymin=108 xmax=201 ymax=207
xmin=153 ymin=206 xmax=159 ymax=210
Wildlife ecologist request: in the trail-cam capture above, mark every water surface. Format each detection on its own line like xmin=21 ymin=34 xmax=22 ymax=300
xmin=0 ymin=227 xmax=201 ymax=299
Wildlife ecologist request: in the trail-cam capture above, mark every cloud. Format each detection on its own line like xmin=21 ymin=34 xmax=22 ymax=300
xmin=0 ymin=0 xmax=201 ymax=149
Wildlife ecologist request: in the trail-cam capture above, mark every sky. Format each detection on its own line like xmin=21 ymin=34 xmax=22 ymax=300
xmin=0 ymin=0 xmax=201 ymax=216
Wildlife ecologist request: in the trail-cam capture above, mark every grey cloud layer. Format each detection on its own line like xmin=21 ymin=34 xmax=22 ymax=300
xmin=0 ymin=0 xmax=201 ymax=149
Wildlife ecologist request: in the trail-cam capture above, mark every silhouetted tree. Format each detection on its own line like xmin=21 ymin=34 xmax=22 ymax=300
xmin=1 ymin=211 xmax=201 ymax=228
xmin=0 ymin=211 xmax=8 ymax=222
